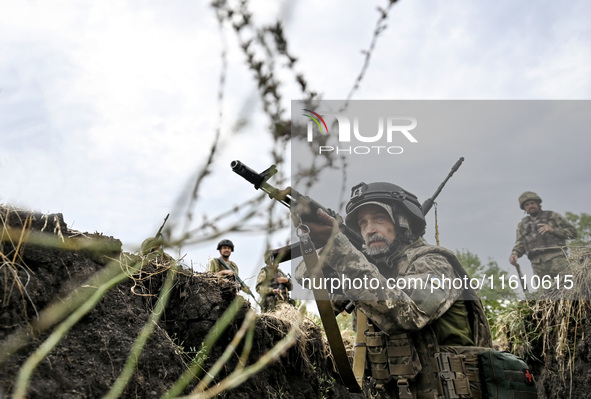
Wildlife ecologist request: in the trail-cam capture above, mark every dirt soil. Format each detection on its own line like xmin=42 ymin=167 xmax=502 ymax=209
xmin=1 ymin=206 xmax=589 ymax=398
xmin=0 ymin=207 xmax=362 ymax=399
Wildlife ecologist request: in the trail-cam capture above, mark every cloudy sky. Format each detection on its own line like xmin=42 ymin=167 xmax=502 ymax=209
xmin=1 ymin=0 xmax=590 ymax=301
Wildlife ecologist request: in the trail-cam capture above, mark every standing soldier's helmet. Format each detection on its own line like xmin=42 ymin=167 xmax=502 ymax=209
xmin=518 ymin=191 xmax=542 ymax=210
xmin=345 ymin=182 xmax=426 ymax=243
xmin=217 ymin=239 xmax=235 ymax=251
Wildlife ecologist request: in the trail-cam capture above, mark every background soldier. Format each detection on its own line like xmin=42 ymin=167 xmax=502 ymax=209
xmin=510 ymin=191 xmax=577 ymax=278
xmin=296 ymin=182 xmax=492 ymax=398
xmin=208 ymin=239 xmax=239 ymax=278
xmin=256 ymin=252 xmax=293 ymax=312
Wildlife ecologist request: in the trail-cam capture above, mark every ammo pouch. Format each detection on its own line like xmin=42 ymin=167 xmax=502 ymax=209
xmin=434 ymin=347 xmax=538 ymax=399
xmin=434 ymin=346 xmax=485 ymax=399
xmin=478 ymin=349 xmax=537 ymax=399
xmin=365 ymin=330 xmax=422 ymax=397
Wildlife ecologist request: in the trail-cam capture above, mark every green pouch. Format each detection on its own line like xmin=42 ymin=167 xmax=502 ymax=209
xmin=478 ymin=349 xmax=537 ymax=399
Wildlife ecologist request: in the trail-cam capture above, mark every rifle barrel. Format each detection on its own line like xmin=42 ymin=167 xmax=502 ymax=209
xmin=421 ymin=157 xmax=464 ymax=214
xmin=231 ymin=160 xmax=291 ymax=208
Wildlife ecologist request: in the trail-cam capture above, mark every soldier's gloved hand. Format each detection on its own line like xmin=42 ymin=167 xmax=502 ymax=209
xmin=509 ymin=254 xmax=519 ymax=266
xmin=303 ymin=208 xmax=340 ymax=248
xmin=290 ymin=203 xmax=334 ymax=247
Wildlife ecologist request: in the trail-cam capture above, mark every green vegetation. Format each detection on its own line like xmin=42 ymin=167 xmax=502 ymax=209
xmin=565 ymin=211 xmax=591 ymax=248
xmin=456 ymin=249 xmax=518 ymax=336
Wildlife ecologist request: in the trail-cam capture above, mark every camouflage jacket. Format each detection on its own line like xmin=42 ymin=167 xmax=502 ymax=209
xmin=256 ymin=266 xmax=292 ymax=297
xmin=512 ymin=210 xmax=577 ymax=258
xmin=314 ymin=234 xmax=485 ymax=344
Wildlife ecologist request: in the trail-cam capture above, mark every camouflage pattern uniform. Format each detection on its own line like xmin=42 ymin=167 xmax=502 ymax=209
xmin=297 ymin=234 xmax=492 ymax=398
xmin=325 ymin=234 xmax=472 ymax=337
xmin=511 ymin=210 xmax=577 ymax=278
xmin=295 ymin=182 xmax=492 ymax=398
xmin=256 ymin=266 xmax=293 ymax=312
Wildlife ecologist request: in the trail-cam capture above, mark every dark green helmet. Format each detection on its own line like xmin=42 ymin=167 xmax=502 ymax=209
xmin=217 ymin=239 xmax=234 ymax=251
xmin=518 ymin=191 xmax=542 ymax=210
xmin=345 ymin=182 xmax=426 ymax=242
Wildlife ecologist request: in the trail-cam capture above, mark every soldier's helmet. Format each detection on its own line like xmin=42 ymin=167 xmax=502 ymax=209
xmin=518 ymin=191 xmax=542 ymax=210
xmin=345 ymin=182 xmax=426 ymax=243
xmin=217 ymin=239 xmax=235 ymax=251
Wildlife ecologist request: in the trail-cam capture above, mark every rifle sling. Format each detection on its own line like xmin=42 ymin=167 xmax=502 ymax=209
xmin=299 ymin=232 xmax=362 ymax=393
xmin=217 ymin=257 xmax=232 ymax=268
xmin=353 ymin=310 xmax=368 ymax=387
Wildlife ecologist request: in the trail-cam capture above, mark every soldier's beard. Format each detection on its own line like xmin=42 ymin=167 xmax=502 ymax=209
xmin=528 ymin=209 xmax=540 ymax=217
xmin=364 ymin=234 xmax=393 ymax=256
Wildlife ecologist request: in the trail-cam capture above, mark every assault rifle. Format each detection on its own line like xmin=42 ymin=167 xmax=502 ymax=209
xmin=232 ymin=158 xmax=465 ymax=392
xmin=217 ymin=257 xmax=261 ymax=307
xmin=231 ymin=158 xmax=464 ymax=264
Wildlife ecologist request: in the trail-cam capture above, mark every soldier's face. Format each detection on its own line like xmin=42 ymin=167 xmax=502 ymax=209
xmin=523 ymin=200 xmax=541 ymax=216
xmin=219 ymin=246 xmax=232 ymax=257
xmin=356 ymin=205 xmax=397 ymax=255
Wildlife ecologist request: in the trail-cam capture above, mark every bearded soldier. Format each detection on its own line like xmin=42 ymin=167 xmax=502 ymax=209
xmin=510 ymin=191 xmax=577 ymax=278
xmin=295 ymin=182 xmax=493 ymax=399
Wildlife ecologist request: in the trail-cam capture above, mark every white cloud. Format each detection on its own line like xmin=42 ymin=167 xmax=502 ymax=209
xmin=1 ymin=0 xmax=590 ymax=300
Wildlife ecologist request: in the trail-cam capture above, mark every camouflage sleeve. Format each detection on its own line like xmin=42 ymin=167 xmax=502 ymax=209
xmin=325 ymin=233 xmax=463 ymax=335
xmin=550 ymin=211 xmax=578 ymax=239
xmin=511 ymin=222 xmax=525 ymax=257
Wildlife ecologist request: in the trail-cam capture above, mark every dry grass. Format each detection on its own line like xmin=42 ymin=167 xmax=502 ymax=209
xmin=259 ymin=303 xmax=328 ymax=369
xmin=0 ymin=205 xmax=37 ymax=318
xmin=495 ymin=247 xmax=591 ymax=391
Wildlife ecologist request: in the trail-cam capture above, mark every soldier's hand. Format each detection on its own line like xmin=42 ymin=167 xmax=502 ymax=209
xmin=217 ymin=269 xmax=235 ymax=277
xmin=302 ymin=209 xmax=339 ymax=248
xmin=277 ymin=276 xmax=289 ymax=284
xmin=509 ymin=254 xmax=519 ymax=266
xmin=537 ymin=223 xmax=554 ymax=235
xmin=291 ymin=205 xmax=335 ymax=247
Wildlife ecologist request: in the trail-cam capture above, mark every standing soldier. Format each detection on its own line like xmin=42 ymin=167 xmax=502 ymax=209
xmin=208 ymin=239 xmax=239 ymax=279
xmin=510 ymin=191 xmax=577 ymax=278
xmin=256 ymin=252 xmax=293 ymax=312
